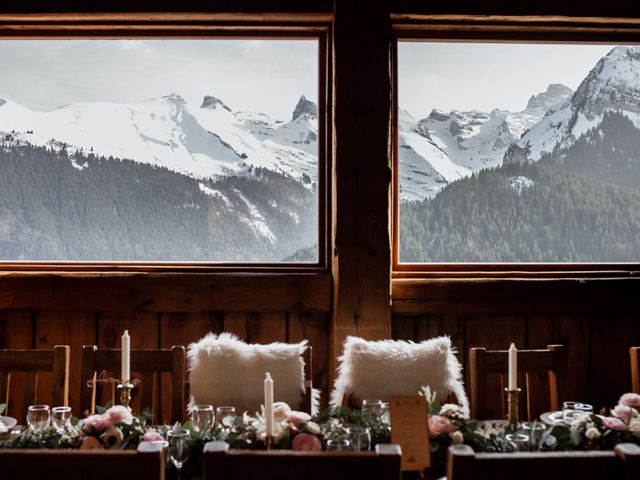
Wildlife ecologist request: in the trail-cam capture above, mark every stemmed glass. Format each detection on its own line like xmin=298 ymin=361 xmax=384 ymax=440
xmin=26 ymin=405 xmax=51 ymax=430
xmin=216 ymin=406 xmax=237 ymax=430
xmin=51 ymin=406 xmax=72 ymax=433
xmin=167 ymin=430 xmax=190 ymax=477
xmin=191 ymin=404 xmax=215 ymax=432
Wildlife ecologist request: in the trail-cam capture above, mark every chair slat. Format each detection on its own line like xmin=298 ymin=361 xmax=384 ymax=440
xmin=631 ymin=347 xmax=640 ymax=394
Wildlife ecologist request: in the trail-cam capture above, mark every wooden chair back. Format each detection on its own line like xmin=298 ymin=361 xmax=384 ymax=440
xmin=447 ymin=443 xmax=640 ymax=480
xmin=80 ymin=345 xmax=185 ymax=423
xmin=0 ymin=441 xmax=165 ymax=480
xmin=469 ymin=344 xmax=566 ymax=420
xmin=203 ymin=441 xmax=402 ymax=480
xmin=631 ymin=347 xmax=640 ymax=394
xmin=0 ymin=345 xmax=69 ymax=419
xmin=301 ymin=346 xmax=313 ymax=413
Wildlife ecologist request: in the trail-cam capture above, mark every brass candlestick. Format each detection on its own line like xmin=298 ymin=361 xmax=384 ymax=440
xmin=117 ymin=381 xmax=135 ymax=411
xmin=265 ymin=435 xmax=274 ymax=450
xmin=505 ymin=387 xmax=521 ymax=427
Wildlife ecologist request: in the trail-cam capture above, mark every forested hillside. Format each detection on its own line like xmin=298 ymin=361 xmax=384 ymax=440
xmin=0 ymin=141 xmax=316 ymax=261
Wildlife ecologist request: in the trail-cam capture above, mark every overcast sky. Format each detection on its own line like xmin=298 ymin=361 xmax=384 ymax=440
xmin=399 ymin=42 xmax=616 ymax=118
xmin=0 ymin=39 xmax=318 ymax=121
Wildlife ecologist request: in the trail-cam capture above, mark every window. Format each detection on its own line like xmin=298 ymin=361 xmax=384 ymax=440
xmin=0 ymin=38 xmax=323 ymax=264
xmin=396 ymin=40 xmax=640 ymax=264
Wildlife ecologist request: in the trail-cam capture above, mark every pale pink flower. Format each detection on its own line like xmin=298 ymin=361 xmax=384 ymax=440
xmin=287 ymin=410 xmax=312 ymax=423
xmin=105 ymin=405 xmax=134 ymax=425
xmin=84 ymin=414 xmax=112 ymax=431
xmin=272 ymin=402 xmax=292 ymax=422
xmin=602 ymin=416 xmax=627 ymax=431
xmin=428 ymin=415 xmax=455 ymax=437
xmin=292 ymin=433 xmax=322 ymax=451
xmin=619 ymin=393 xmax=640 ymax=408
xmin=143 ymin=431 xmax=165 ymax=442
xmin=612 ymin=404 xmax=639 ymax=423
xmin=80 ymin=436 xmax=103 ymax=450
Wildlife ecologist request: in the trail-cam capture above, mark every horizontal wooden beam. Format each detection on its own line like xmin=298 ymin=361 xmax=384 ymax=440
xmin=392 ymin=278 xmax=640 ymax=315
xmin=0 ymin=13 xmax=333 ymax=23
xmin=0 ymin=272 xmax=331 ymax=312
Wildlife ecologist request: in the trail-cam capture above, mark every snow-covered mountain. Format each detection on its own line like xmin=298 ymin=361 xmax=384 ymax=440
xmin=504 ymin=46 xmax=640 ymax=164
xmin=0 ymin=93 xmax=318 ymax=183
xmin=398 ymin=83 xmax=572 ymax=200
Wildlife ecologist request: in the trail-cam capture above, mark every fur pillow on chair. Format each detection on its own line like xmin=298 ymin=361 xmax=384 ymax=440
xmin=188 ymin=332 xmax=309 ymax=415
xmin=331 ymin=336 xmax=469 ymax=416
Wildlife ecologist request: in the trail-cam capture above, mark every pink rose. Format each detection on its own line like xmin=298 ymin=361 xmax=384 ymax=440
xmin=273 ymin=402 xmax=292 ymax=422
xmin=292 ymin=433 xmax=322 ymax=451
xmin=287 ymin=410 xmax=312 ymax=423
xmin=80 ymin=436 xmax=104 ymax=450
xmin=84 ymin=414 xmax=112 ymax=431
xmin=612 ymin=404 xmax=639 ymax=423
xmin=143 ymin=431 xmax=165 ymax=442
xmin=428 ymin=415 xmax=455 ymax=437
xmin=603 ymin=416 xmax=627 ymax=431
xmin=619 ymin=393 xmax=640 ymax=408
xmin=105 ymin=405 xmax=134 ymax=425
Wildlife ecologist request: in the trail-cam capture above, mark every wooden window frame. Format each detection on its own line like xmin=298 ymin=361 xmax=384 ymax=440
xmin=0 ymin=13 xmax=332 ymax=274
xmin=391 ymin=14 xmax=640 ymax=279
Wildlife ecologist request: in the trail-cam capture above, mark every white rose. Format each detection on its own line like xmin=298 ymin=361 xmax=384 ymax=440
xmin=585 ymin=427 xmax=601 ymax=440
xmin=451 ymin=430 xmax=464 ymax=444
xmin=306 ymin=421 xmax=321 ymax=435
xmin=629 ymin=418 xmax=640 ymax=439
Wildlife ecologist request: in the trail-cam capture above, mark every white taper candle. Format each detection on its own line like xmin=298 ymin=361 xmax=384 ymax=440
xmin=508 ymin=342 xmax=517 ymax=390
xmin=264 ymin=372 xmax=274 ymax=438
xmin=121 ymin=330 xmax=130 ymax=383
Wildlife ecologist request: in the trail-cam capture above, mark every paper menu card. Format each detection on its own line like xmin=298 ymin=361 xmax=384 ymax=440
xmin=389 ymin=395 xmax=431 ymax=472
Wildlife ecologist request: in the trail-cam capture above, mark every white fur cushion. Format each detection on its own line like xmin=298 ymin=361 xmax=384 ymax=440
xmin=188 ymin=332 xmax=308 ymax=415
xmin=331 ymin=336 xmax=469 ymax=415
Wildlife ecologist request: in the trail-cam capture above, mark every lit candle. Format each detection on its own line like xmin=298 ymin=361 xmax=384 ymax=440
xmin=264 ymin=372 xmax=274 ymax=438
xmin=121 ymin=330 xmax=130 ymax=383
xmin=508 ymin=343 xmax=517 ymax=391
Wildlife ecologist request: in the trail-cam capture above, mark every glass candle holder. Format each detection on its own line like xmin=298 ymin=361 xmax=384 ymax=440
xmin=27 ymin=405 xmax=51 ymax=430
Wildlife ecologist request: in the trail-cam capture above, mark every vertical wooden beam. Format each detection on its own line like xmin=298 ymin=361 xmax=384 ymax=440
xmin=331 ymin=0 xmax=393 ymax=375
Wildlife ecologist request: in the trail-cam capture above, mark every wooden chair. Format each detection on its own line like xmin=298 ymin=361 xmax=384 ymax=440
xmin=80 ymin=345 xmax=185 ymax=423
xmin=469 ymin=344 xmax=566 ymax=420
xmin=203 ymin=441 xmax=402 ymax=480
xmin=631 ymin=347 xmax=640 ymax=394
xmin=0 ymin=441 xmax=165 ymax=480
xmin=0 ymin=345 xmax=69 ymax=419
xmin=447 ymin=443 xmax=640 ymax=480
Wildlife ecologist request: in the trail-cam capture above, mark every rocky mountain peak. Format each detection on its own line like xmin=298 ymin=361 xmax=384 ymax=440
xmin=291 ymin=95 xmax=317 ymax=121
xmin=526 ymin=83 xmax=573 ymax=111
xmin=201 ymin=95 xmax=231 ymax=112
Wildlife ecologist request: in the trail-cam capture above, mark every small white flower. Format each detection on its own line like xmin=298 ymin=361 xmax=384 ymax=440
xmin=451 ymin=431 xmax=464 ymax=444
xmin=629 ymin=418 xmax=640 ymax=438
xmin=440 ymin=403 xmax=463 ymax=418
xmin=306 ymin=421 xmax=321 ymax=435
xmin=585 ymin=427 xmax=601 ymax=440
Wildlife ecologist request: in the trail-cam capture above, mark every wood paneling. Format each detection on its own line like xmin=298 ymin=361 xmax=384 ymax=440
xmin=392 ymin=278 xmax=640 ymax=315
xmin=0 ymin=311 xmax=32 ymax=420
xmin=0 ymin=272 xmax=331 ymax=313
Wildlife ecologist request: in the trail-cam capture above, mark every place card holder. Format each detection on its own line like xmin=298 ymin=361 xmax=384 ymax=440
xmin=389 ymin=395 xmax=431 ymax=472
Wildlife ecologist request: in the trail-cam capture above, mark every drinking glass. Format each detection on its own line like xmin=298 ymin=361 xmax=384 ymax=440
xmin=51 ymin=406 xmax=72 ymax=432
xmin=361 ymin=399 xmax=383 ymax=416
xmin=325 ymin=438 xmax=351 ymax=451
xmin=216 ymin=406 xmax=237 ymax=429
xmin=191 ymin=404 xmax=214 ymax=432
xmin=562 ymin=401 xmax=593 ymax=424
xmin=151 ymin=440 xmax=170 ymax=466
xmin=167 ymin=430 xmax=190 ymax=475
xmin=27 ymin=405 xmax=51 ymax=430
xmin=349 ymin=426 xmax=371 ymax=451
xmin=380 ymin=402 xmax=390 ymax=425
xmin=505 ymin=433 xmax=530 ymax=452
xmin=519 ymin=422 xmax=546 ymax=450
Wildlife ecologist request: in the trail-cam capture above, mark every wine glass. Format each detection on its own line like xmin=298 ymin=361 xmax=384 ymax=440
xmin=562 ymin=401 xmax=593 ymax=424
xmin=191 ymin=404 xmax=215 ymax=432
xmin=361 ymin=399 xmax=383 ymax=416
xmin=216 ymin=406 xmax=237 ymax=429
xmin=51 ymin=406 xmax=72 ymax=432
xmin=167 ymin=430 xmax=190 ymax=476
xmin=27 ymin=405 xmax=51 ymax=430
xmin=325 ymin=438 xmax=352 ymax=451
